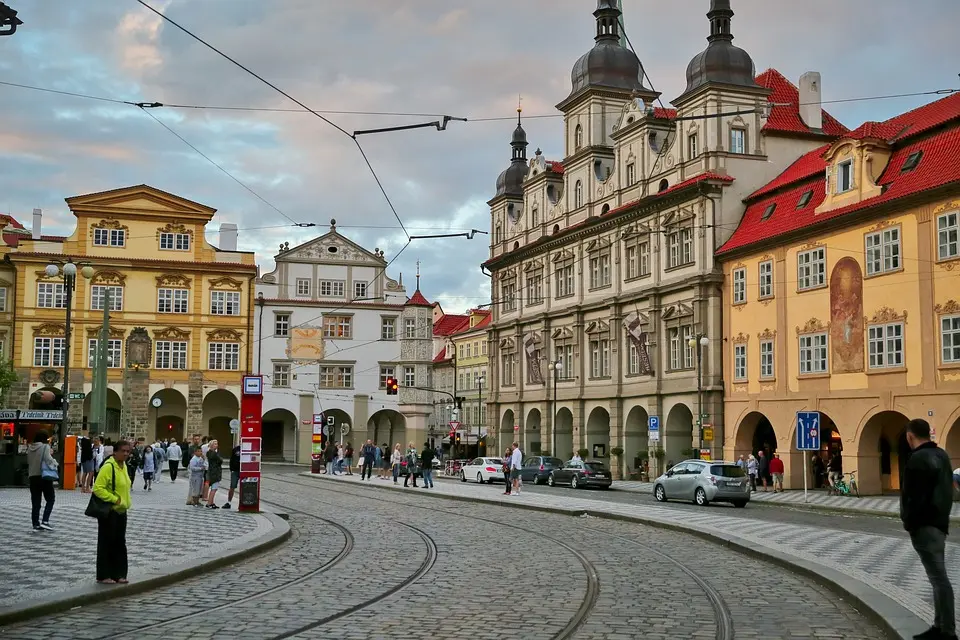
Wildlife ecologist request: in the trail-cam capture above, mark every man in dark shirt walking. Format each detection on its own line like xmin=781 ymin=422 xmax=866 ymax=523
xmin=901 ymin=418 xmax=956 ymax=640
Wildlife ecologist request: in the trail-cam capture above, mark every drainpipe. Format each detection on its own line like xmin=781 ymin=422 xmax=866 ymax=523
xmin=256 ymin=292 xmax=265 ymax=375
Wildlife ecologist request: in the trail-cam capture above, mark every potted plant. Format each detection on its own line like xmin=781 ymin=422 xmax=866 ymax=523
xmin=577 ymin=447 xmax=589 ymax=459
xmin=610 ymin=446 xmax=625 ymax=479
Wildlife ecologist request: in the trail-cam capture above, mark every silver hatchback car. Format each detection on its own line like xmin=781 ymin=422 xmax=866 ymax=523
xmin=653 ymin=460 xmax=751 ymax=507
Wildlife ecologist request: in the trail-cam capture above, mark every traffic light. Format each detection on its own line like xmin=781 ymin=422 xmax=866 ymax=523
xmin=385 ymin=376 xmax=399 ymax=395
xmin=455 ymin=432 xmax=462 ymax=445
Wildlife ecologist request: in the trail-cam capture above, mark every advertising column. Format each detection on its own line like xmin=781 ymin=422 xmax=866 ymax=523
xmin=238 ymin=375 xmax=263 ymax=513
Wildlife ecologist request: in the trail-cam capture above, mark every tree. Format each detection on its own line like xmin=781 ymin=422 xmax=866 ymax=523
xmin=0 ymin=359 xmax=18 ymax=406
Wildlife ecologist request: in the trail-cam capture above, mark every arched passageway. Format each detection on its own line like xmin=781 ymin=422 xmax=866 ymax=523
xmin=857 ymin=411 xmax=910 ymax=494
xmin=624 ymin=405 xmax=649 ymax=478
xmin=497 ymin=409 xmax=515 ymax=459
xmin=585 ymin=407 xmax=610 ymax=460
xmin=554 ymin=407 xmax=574 ymax=460
xmin=368 ymin=409 xmax=405 ymax=451
xmin=149 ymin=388 xmax=186 ymax=442
xmin=202 ymin=390 xmax=239 ymax=448
xmin=664 ymin=403 xmax=693 ymax=466
xmin=526 ymin=408 xmax=542 ymax=454
xmin=262 ymin=408 xmax=298 ymax=461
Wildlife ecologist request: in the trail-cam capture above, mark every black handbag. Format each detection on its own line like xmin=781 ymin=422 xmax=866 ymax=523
xmin=85 ymin=465 xmax=116 ymax=519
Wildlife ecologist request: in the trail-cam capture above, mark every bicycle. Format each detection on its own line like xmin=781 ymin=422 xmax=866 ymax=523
xmin=831 ymin=470 xmax=860 ymax=498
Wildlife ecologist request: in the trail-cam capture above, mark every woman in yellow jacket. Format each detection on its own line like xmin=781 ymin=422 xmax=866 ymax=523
xmin=92 ymin=440 xmax=133 ymax=584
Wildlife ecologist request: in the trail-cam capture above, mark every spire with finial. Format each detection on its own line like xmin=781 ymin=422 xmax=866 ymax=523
xmin=511 ymin=96 xmax=528 ymax=164
xmin=707 ymin=0 xmax=734 ymax=43
xmin=330 ymin=218 xmax=337 ymax=232
xmin=593 ymin=0 xmax=622 ymax=44
xmin=415 ymin=260 xmax=421 ymax=289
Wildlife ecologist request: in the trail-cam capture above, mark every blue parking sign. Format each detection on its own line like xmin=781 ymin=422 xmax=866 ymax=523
xmin=796 ymin=411 xmax=821 ymax=451
xmin=648 ymin=416 xmax=660 ymax=431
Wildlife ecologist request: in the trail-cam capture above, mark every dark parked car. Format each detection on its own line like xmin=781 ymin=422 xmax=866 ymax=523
xmin=520 ymin=456 xmax=565 ymax=485
xmin=547 ymin=460 xmax=612 ymax=489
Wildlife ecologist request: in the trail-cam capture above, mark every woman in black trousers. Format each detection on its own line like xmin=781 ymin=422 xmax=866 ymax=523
xmin=26 ymin=431 xmax=57 ymax=531
xmin=93 ymin=441 xmax=133 ymax=584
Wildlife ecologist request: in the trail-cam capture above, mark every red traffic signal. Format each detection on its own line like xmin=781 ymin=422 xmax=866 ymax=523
xmin=385 ymin=376 xmax=399 ymax=395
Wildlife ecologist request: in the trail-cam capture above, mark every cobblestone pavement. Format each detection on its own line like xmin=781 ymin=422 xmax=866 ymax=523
xmin=1 ymin=470 xmax=887 ymax=640
xmin=0 ymin=473 xmax=273 ymax=609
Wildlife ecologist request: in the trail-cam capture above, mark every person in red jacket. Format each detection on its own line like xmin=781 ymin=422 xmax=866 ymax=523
xmin=769 ymin=453 xmax=785 ymax=493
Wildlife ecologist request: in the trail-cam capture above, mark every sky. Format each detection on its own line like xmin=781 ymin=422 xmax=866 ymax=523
xmin=1 ymin=1 xmax=958 ymax=313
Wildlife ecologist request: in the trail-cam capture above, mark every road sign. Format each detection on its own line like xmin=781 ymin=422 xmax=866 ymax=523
xmin=648 ymin=416 xmax=660 ymax=431
xmin=68 ymin=392 xmax=85 ymax=400
xmin=514 ymin=424 xmax=520 ymax=432
xmin=313 ymin=413 xmax=324 ymax=424
xmin=448 ymin=420 xmax=461 ymax=431
xmin=703 ymin=427 xmax=714 ymax=441
xmin=796 ymin=411 xmax=821 ymax=451
xmin=699 ymin=449 xmax=712 ymax=461
xmin=341 ymin=424 xmax=350 ymax=436
xmin=649 ymin=430 xmax=661 ymax=442
xmin=326 ymin=415 xmax=335 ymax=427
xmin=229 ymin=418 xmax=240 ymax=434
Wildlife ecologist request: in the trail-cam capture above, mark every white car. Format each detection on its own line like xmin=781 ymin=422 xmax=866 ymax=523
xmin=460 ymin=457 xmax=504 ymax=484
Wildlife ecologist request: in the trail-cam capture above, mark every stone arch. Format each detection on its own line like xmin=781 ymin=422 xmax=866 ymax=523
xmin=554 ymin=406 xmax=574 ymax=460
xmin=733 ymin=411 xmax=777 ymax=458
xmin=856 ymin=410 xmax=910 ymax=495
xmin=262 ymin=408 xmax=297 ymax=461
xmin=624 ymin=405 xmax=649 ymax=478
xmin=525 ymin=408 xmax=542 ymax=454
xmin=148 ymin=388 xmax=185 ymax=443
xmin=943 ymin=412 xmax=960 ymax=468
xmin=585 ymin=406 xmax=610 ymax=460
xmin=201 ymin=389 xmax=239 ymax=447
xmin=82 ymin=388 xmax=123 ymax=439
xmin=664 ymin=403 xmax=693 ymax=466
xmin=368 ymin=409 xmax=405 ymax=452
xmin=498 ymin=409 xmax=515 ymax=458
xmin=323 ymin=408 xmax=353 ymax=447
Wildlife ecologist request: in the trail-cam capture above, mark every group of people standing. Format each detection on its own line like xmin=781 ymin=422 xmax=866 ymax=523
xmin=321 ymin=440 xmax=441 ymax=487
xmin=736 ymin=450 xmax=785 ymax=492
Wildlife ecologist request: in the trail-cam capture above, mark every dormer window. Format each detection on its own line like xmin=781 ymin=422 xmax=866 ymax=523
xmin=574 ymin=124 xmax=583 ymax=151
xmin=837 ymin=159 xmax=854 ymax=193
xmin=761 ymin=203 xmax=776 ymax=221
xmin=901 ymin=150 xmax=923 ymax=173
xmin=797 ymin=190 xmax=813 ymax=209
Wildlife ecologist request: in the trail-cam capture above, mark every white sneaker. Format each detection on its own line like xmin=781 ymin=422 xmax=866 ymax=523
xmin=510 ymin=492 xmax=518 ymax=496
xmin=39 ymin=522 xmax=53 ymax=531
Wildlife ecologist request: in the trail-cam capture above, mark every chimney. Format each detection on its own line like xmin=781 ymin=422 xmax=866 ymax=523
xmin=219 ymin=223 xmax=238 ymax=251
xmin=32 ymin=208 xmax=42 ymax=239
xmin=798 ymin=71 xmax=822 ymax=130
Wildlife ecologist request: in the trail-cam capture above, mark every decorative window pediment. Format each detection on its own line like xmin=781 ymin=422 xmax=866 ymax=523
xmin=33 ymin=322 xmax=66 ymax=337
xmin=207 ymin=328 xmax=243 ymax=342
xmin=156 ymin=274 xmax=192 ymax=289
xmin=499 ymin=268 xmax=518 ymax=282
xmin=796 ymin=317 xmax=830 ymax=335
xmin=91 ymin=219 xmax=129 ymax=232
xmin=732 ymin=332 xmax=749 ymax=344
xmin=209 ymin=276 xmax=243 ymax=291
xmin=86 ymin=325 xmax=126 ymax=338
xmin=35 ymin=269 xmax=63 ymax=282
xmin=0 ymin=278 xmax=12 ymax=288
xmin=157 ymin=222 xmax=193 ymax=237
xmin=661 ymin=303 xmax=693 ymax=321
xmin=499 ymin=337 xmax=517 ymax=353
xmin=523 ymin=259 xmax=544 ymax=272
xmin=758 ymin=328 xmax=777 ymax=341
xmin=585 ymin=320 xmax=611 ymax=335
xmin=866 ymin=307 xmax=908 ymax=324
xmin=154 ymin=326 xmax=192 ymax=340
xmin=92 ymin=270 xmax=127 ymax=285
xmin=586 ymin=237 xmax=611 ymax=253
xmin=935 ymin=300 xmax=960 ymax=315
xmin=622 ymin=222 xmax=653 ymax=240
xmin=551 ymin=327 xmax=575 ymax=341
xmin=552 ymin=249 xmax=575 ymax=263
xmin=663 ymin=206 xmax=696 ymax=228
xmin=622 ymin=311 xmax=650 ymax=329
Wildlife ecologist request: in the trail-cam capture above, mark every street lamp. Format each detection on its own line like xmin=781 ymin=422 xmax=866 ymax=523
xmin=687 ymin=334 xmax=710 ymax=459
xmin=552 ymin=360 xmax=562 ymax=457
xmin=45 ymin=260 xmax=94 ymax=484
xmin=0 ymin=2 xmax=22 ymax=36
xmin=476 ymin=374 xmax=485 ymax=455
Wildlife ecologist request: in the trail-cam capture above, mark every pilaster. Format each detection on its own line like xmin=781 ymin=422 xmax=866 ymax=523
xmin=121 ymin=368 xmax=150 ymax=441
xmin=187 ymin=371 xmax=204 ymax=436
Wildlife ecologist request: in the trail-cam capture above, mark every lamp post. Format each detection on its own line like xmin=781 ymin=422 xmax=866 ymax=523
xmin=45 ymin=260 xmax=94 ymax=485
xmin=552 ymin=360 xmax=562 ymax=457
xmin=687 ymin=334 xmax=710 ymax=459
xmin=476 ymin=374 xmax=485 ymax=456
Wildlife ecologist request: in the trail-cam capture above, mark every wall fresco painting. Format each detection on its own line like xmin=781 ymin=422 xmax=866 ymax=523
xmin=830 ymin=257 xmax=864 ymax=373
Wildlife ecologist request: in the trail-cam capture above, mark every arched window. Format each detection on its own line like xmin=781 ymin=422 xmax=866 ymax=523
xmin=575 ymin=124 xmax=583 ymax=150
xmin=575 ymin=180 xmax=583 ymax=209
xmin=601 ymin=204 xmax=610 ymax=215
xmin=495 ymin=223 xmax=502 ymax=244
xmin=658 ymin=179 xmax=669 ymax=193
xmin=553 ymin=224 xmax=561 ymax=235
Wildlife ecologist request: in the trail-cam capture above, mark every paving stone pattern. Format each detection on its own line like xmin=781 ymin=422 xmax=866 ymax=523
xmin=0 ymin=474 xmax=269 ymax=608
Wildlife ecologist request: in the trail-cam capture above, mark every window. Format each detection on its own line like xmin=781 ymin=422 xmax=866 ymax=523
xmin=730 ymin=128 xmax=745 ymax=154
xmin=273 ymin=363 xmax=290 ymax=388
xmin=404 ymin=317 xmax=417 ymax=338
xmin=403 ymin=366 xmax=416 ymax=387
xmin=320 ymin=280 xmax=345 ymax=297
xmin=91 ymin=285 xmax=123 ymax=311
xmin=732 ymin=268 xmax=746 ymax=304
xmin=901 ymin=150 xmax=923 ymax=172
xmin=93 ymin=228 xmax=109 ymax=246
xmin=555 ymin=262 xmax=575 ymax=298
xmin=627 ymin=341 xmax=640 ymax=375
xmin=667 ymin=228 xmax=694 ymax=268
xmin=758 ymin=261 xmax=773 ymax=299
xmin=210 ymin=290 xmax=241 ymax=315
xmin=797 ymin=247 xmax=826 ymax=290
xmin=865 ymin=227 xmax=900 ymax=275
xmin=157 ymin=288 xmax=189 ymax=314
xmin=458 ymin=344 xmax=465 ymax=360
xmin=942 ymin=316 xmax=960 ymax=364
xmin=868 ymin=323 xmax=904 ymax=369
xmin=155 ymin=341 xmax=188 ymax=370
xmin=33 ymin=337 xmax=65 ymax=367
xmin=574 ymin=180 xmax=583 ymax=209
xmin=381 ymin=317 xmax=396 ymax=341
xmin=733 ymin=344 xmax=747 ymax=381
xmin=799 ymin=333 xmax=828 ymax=374
xmin=626 ymin=163 xmax=636 ymax=186
xmin=502 ymin=281 xmax=517 ymax=312
xmin=208 ymin=343 xmax=240 ymax=370
xmin=669 ymin=325 xmax=693 ymax=371
xmin=94 ymin=228 xmax=125 ymax=247
xmin=760 ymin=340 xmax=774 ymax=379
xmin=556 ymin=343 xmax=574 ymax=379
xmin=625 ymin=240 xmax=650 ymax=279
xmin=761 ymin=203 xmax=776 ymax=221
xmin=87 ymin=338 xmax=122 ymax=368
xmin=0 ymin=287 xmax=7 ymax=312
xmin=688 ymin=133 xmax=699 ymax=158
xmin=482 ymin=341 xmax=487 ymax=356
xmin=379 ymin=366 xmax=395 ymax=389
xmin=319 ymin=365 xmax=353 ymax=388
xmin=937 ymin=212 xmax=958 ymax=260
xmin=322 ymin=315 xmax=352 ymax=339
xmin=501 ymin=353 xmax=515 ymax=386
xmin=37 ymin=283 xmax=66 ymax=309
xmin=589 ymin=253 xmax=611 ymax=289
xmin=797 ymin=190 xmax=814 ymax=209
xmin=353 ymin=281 xmax=367 ymax=299
xmin=531 ymin=205 xmax=539 ymax=227
xmin=837 ymin=159 xmax=853 ymax=193
xmin=526 ymin=271 xmax=544 ymax=306
xmin=159 ymin=232 xmax=190 ymax=251
xmin=589 ymin=338 xmax=611 ymax=378
xmin=296 ymin=278 xmax=311 ymax=297
xmin=273 ymin=313 xmax=291 ymax=337
xmin=574 ymin=124 xmax=583 ymax=150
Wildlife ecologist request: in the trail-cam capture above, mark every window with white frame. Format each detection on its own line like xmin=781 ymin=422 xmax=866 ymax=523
xmin=273 ymin=363 xmax=291 ymax=388
xmin=555 ymin=343 xmax=574 ymax=379
xmin=733 ymin=344 xmax=747 ymax=381
xmin=797 ymin=247 xmax=826 ymax=290
xmin=627 ymin=341 xmax=640 ymax=375
xmin=34 ymin=337 xmax=66 ymax=367
xmin=379 ymin=366 xmax=395 ymax=389
xmin=868 ymin=322 xmax=904 ymax=369
xmin=836 ymin=159 xmax=854 ymax=193
xmin=458 ymin=344 xmax=465 ymax=360
xmin=208 ymin=342 xmax=240 ymax=370
xmin=799 ymin=333 xmax=828 ymax=374
xmin=667 ymin=227 xmax=694 ymax=268
xmin=758 ymin=261 xmax=773 ymax=299
xmin=865 ymin=227 xmax=901 ymax=275
xmin=555 ymin=261 xmax=575 ymax=298
xmin=157 ymin=288 xmax=189 ymax=314
xmin=159 ymin=232 xmax=190 ymax=251
xmin=37 ymin=282 xmax=66 ymax=309
xmin=155 ymin=341 xmax=188 ymax=370
xmin=322 ymin=315 xmax=352 ymax=339
xmin=730 ymin=128 xmax=746 ymax=154
xmin=296 ymin=278 xmax=311 ymax=297
xmin=0 ymin=340 xmax=5 ymax=361
xmin=501 ymin=352 xmax=515 ymax=386
xmin=589 ymin=337 xmax=611 ymax=378
xmin=353 ymin=281 xmax=367 ymax=299
xmin=589 ymin=252 xmax=611 ymax=289
xmin=0 ymin=287 xmax=7 ymax=312
xmin=574 ymin=180 xmax=583 ymax=209
xmin=404 ymin=317 xmax=417 ymax=339
xmin=319 ymin=365 xmax=353 ymax=388
xmin=91 ymin=285 xmax=123 ymax=311
xmin=574 ymin=124 xmax=583 ymax=150
xmin=482 ymin=341 xmax=487 ymax=355
xmin=94 ymin=228 xmax=125 ymax=247
xmin=526 ymin=270 xmax=544 ymax=306
xmin=403 ymin=366 xmax=416 ymax=387
xmin=669 ymin=325 xmax=693 ymax=371
xmin=625 ymin=238 xmax=650 ymax=279
xmin=320 ymin=280 xmax=345 ymax=297
xmin=275 ymin=313 xmax=290 ymax=337
xmin=732 ymin=268 xmax=746 ymax=304
xmin=689 ymin=133 xmax=699 ymax=158
xmin=937 ymin=212 xmax=958 ymax=260
xmin=760 ymin=340 xmax=774 ymax=379
xmin=210 ymin=290 xmax=240 ymax=315
xmin=88 ymin=338 xmax=122 ymax=368
xmin=941 ymin=315 xmax=960 ymax=364
xmin=380 ymin=317 xmax=396 ymax=341
xmin=626 ymin=163 xmax=636 ymax=186
xmin=501 ymin=280 xmax=517 ymax=312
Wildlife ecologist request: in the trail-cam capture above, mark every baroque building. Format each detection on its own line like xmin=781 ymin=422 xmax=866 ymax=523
xmin=483 ymin=0 xmax=847 ymax=477
xmin=719 ymin=91 xmax=960 ymax=495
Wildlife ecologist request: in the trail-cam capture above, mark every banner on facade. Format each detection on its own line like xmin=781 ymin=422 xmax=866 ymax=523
xmin=287 ymin=326 xmax=326 ymax=363
xmin=524 ymin=332 xmax=543 ymax=385
xmin=622 ymin=312 xmax=653 ymax=375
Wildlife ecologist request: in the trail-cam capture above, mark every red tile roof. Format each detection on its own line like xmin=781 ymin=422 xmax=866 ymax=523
xmin=0 ymin=214 xmax=25 ymax=230
xmin=405 ymin=289 xmax=432 ymax=307
xmin=432 ymin=347 xmax=449 ymax=364
xmin=756 ymin=69 xmax=848 ymax=137
xmin=719 ymin=92 xmax=960 ymax=256
xmin=472 ymin=314 xmax=491 ymax=330
xmin=433 ymin=313 xmax=469 ymax=336
xmin=547 ymin=161 xmax=565 ymax=175
xmin=653 ymin=107 xmax=678 ymax=120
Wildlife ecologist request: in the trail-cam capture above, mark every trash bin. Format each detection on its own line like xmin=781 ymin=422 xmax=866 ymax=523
xmin=311 ymin=454 xmax=322 ymax=474
xmin=239 ymin=476 xmax=259 ymax=507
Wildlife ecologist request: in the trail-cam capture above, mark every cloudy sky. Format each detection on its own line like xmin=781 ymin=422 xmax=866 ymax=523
xmin=2 ymin=1 xmax=957 ymax=312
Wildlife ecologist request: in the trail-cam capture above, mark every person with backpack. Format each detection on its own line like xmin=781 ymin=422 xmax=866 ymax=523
xmin=126 ymin=443 xmax=141 ymax=484
xmin=420 ymin=442 xmax=435 ymax=489
xmin=403 ymin=442 xmax=420 ymax=488
xmin=93 ymin=440 xmax=133 ymax=584
xmin=26 ymin=431 xmax=58 ymax=531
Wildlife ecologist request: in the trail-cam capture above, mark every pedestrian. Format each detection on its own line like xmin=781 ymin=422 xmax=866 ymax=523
xmin=186 ymin=447 xmax=206 ymax=506
xmin=344 ymin=442 xmax=354 ymax=475
xmin=126 ymin=442 xmax=141 ymax=484
xmin=746 ymin=454 xmax=758 ymax=491
xmin=93 ymin=440 xmax=132 ymax=584
xmin=141 ymin=445 xmax=155 ymax=491
xmin=323 ymin=442 xmax=335 ymax=475
xmin=100 ymin=438 xmax=113 ymax=472
xmin=206 ymin=440 xmax=223 ymax=509
xmin=373 ymin=442 xmax=383 ymax=479
xmin=152 ymin=443 xmax=165 ymax=483
xmin=27 ymin=431 xmax=58 ymax=531
xmin=769 ymin=453 xmax=785 ymax=492
xmin=510 ymin=441 xmax=523 ymax=496
xmin=901 ymin=418 xmax=956 ymax=640
xmin=420 ymin=442 xmax=435 ymax=489
xmin=502 ymin=447 xmax=512 ymax=495
xmin=361 ymin=440 xmax=376 ymax=481
xmin=78 ymin=428 xmax=95 ymax=493
xmin=812 ymin=454 xmax=826 ymax=489
xmin=736 ymin=454 xmax=745 ymax=469
xmin=391 ymin=443 xmax=402 ymax=483
xmin=571 ymin=450 xmax=582 ymax=463
xmin=403 ymin=442 xmax=419 ymax=488
xmin=757 ymin=450 xmax=770 ymax=492
xmin=94 ymin=436 xmax=105 ymax=475
xmin=335 ymin=443 xmax=345 ymax=475
xmin=224 ymin=444 xmax=241 ymax=509
xmin=827 ymin=451 xmax=843 ymax=494
xmin=166 ymin=439 xmax=182 ymax=481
